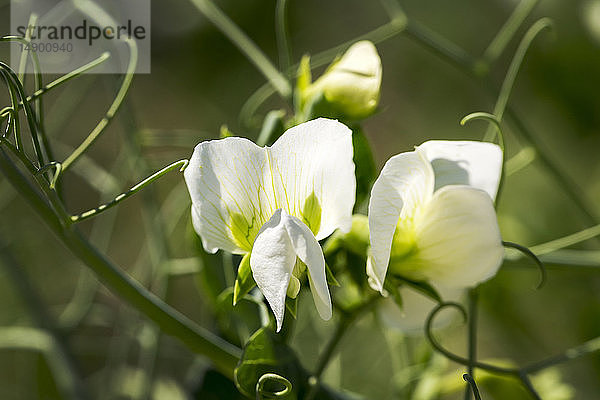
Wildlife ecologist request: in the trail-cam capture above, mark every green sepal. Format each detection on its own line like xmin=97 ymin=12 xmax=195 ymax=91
xmin=233 ymin=253 xmax=255 ymax=306
xmin=234 ymin=327 xmax=303 ymax=399
xmin=219 ymin=124 xmax=234 ymax=138
xmin=285 ymin=296 xmax=298 ymax=319
xmin=397 ymin=277 xmax=441 ymax=304
xmin=384 ymin=280 xmax=404 ymax=309
xmin=325 ymin=262 xmax=340 ymax=287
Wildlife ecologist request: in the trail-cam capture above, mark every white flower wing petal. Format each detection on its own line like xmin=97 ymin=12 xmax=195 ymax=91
xmin=269 ymin=118 xmax=356 ymax=240
xmin=415 ymin=185 xmax=504 ymax=288
xmin=184 ymin=137 xmax=272 ymax=254
xmin=250 ymin=210 xmax=296 ymax=332
xmin=417 ymin=140 xmax=503 ymax=201
xmin=282 ymin=212 xmax=332 ymax=321
xmin=367 ymin=151 xmax=434 ymax=292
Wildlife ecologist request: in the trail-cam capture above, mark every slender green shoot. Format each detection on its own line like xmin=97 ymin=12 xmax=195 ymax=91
xmin=0 ymin=52 xmax=110 ymax=118
xmin=71 ymin=160 xmax=189 ymax=223
xmin=484 ymin=18 xmax=553 ymax=141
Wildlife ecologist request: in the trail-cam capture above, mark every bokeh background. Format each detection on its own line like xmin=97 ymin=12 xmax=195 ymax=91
xmin=0 ymin=0 xmax=599 ymax=398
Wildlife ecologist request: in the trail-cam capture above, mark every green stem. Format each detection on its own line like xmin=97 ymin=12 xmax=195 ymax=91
xmin=0 ymin=147 xmax=242 ymax=378
xmin=464 ymin=289 xmax=478 ymax=400
xmin=188 ymin=0 xmax=292 ymax=99
xmin=70 ymin=159 xmax=188 ymax=223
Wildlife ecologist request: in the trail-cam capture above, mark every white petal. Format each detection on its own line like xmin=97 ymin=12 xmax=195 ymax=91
xmin=184 ymin=137 xmax=275 ymax=254
xmin=379 ymin=286 xmax=463 ymax=334
xmin=282 ymin=211 xmax=332 ymax=321
xmin=269 ymin=118 xmax=356 ymax=240
xmin=417 ymin=140 xmax=503 ymax=201
xmin=250 ymin=209 xmax=296 ymax=332
xmin=367 ymin=151 xmax=434 ymax=292
xmin=415 ymin=185 xmax=504 ymax=288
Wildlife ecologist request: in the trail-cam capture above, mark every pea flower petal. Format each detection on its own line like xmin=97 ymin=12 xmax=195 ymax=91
xmin=184 ymin=118 xmax=355 ymax=331
xmin=367 ymin=140 xmax=504 ymax=293
xmin=367 ymin=150 xmax=434 ymax=292
xmin=417 ymin=140 xmax=503 ymax=201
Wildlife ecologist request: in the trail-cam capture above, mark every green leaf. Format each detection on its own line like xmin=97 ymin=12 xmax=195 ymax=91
xmin=285 ymin=296 xmax=298 ymax=319
xmin=234 ymin=327 xmax=305 ymax=399
xmin=233 ymin=253 xmax=255 ymax=305
xmin=216 ymin=288 xmax=262 ymax=346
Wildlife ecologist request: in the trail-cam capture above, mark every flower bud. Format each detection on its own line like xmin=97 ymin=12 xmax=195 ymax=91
xmin=299 ymin=41 xmax=382 ymax=121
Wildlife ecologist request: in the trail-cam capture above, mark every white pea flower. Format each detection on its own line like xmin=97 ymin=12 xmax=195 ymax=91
xmin=367 ymin=140 xmax=504 ymax=293
xmin=301 ymin=40 xmax=382 ymax=120
xmin=184 ymin=118 xmax=356 ymax=331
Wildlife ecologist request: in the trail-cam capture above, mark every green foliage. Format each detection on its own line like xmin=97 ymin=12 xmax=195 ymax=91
xmin=351 ymin=126 xmax=377 ymax=210
xmin=234 ymin=327 xmax=306 ymax=399
xmin=233 ymin=253 xmax=256 ymax=306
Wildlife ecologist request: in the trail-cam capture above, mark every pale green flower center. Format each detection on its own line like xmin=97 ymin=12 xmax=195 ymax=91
xmin=229 ymin=192 xmax=322 ymax=253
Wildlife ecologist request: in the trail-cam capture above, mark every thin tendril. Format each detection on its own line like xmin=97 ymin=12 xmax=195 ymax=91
xmin=36 ymin=162 xmax=62 ymax=189
xmin=0 ymin=52 xmax=110 ymax=118
xmin=461 ymin=112 xmax=505 ymax=151
xmin=70 ymin=160 xmax=189 ymax=223
xmin=462 ymin=374 xmax=482 ymax=400
xmin=484 ymin=18 xmax=553 ymax=141
xmin=61 ymin=40 xmax=136 ymax=172
xmin=460 ymin=112 xmax=506 ymax=203
xmin=482 ymin=0 xmax=541 ymax=64
xmin=502 ymin=241 xmax=546 ymax=289
xmin=0 ymin=62 xmax=46 ymax=167
xmin=0 ymin=70 xmax=21 ymax=149
xmin=255 ymin=373 xmax=292 ymax=399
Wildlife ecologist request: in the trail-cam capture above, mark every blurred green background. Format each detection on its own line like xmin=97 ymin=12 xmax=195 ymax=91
xmin=0 ymin=0 xmax=599 ymax=398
